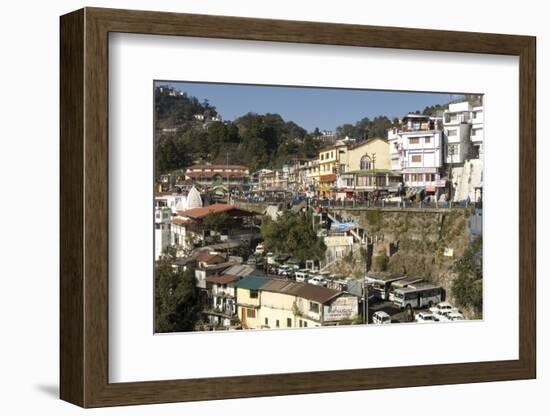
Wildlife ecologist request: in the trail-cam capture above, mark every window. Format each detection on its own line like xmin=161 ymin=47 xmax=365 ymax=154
xmin=246 ymin=308 xmax=256 ymax=318
xmin=276 ymin=320 xmax=280 ymax=328
xmin=299 ymin=319 xmax=303 ymax=327
xmin=320 ymin=154 xmax=324 ymax=160
xmin=330 ymin=151 xmax=334 ymax=158
xmin=411 ymin=155 xmax=422 ymax=163
xmin=409 ymin=137 xmax=420 ymax=144
xmin=309 ymin=302 xmax=320 ymax=313
xmin=264 ymin=318 xmax=268 ymax=325
xmin=424 ymin=136 xmax=431 ymax=144
xmin=360 ymin=155 xmax=372 ymax=170
xmin=447 ymin=129 xmax=457 ymax=137
xmin=249 ymin=289 xmax=259 ymax=299
xmin=287 ymin=318 xmax=292 ymax=327
xmin=304 ymin=321 xmax=308 ymax=327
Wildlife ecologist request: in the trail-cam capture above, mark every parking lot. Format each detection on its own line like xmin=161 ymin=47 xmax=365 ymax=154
xmin=368 ymin=299 xmax=434 ymax=324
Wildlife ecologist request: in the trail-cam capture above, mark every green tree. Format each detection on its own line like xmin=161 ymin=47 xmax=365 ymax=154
xmin=203 ymin=212 xmax=237 ymax=234
xmin=336 ymin=123 xmax=357 ymax=139
xmin=155 ymin=247 xmax=202 ymax=332
xmin=261 ymin=212 xmax=326 ymax=263
xmin=451 ymin=236 xmax=483 ymax=313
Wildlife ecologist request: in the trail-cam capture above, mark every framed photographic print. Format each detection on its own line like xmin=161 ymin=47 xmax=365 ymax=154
xmin=60 ymin=7 xmax=536 ymax=408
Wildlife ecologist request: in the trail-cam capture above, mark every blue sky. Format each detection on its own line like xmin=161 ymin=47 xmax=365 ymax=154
xmin=157 ymin=80 xmax=462 ymax=133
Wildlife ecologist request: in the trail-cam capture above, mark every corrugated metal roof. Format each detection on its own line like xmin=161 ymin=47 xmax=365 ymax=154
xmin=206 ymin=274 xmax=241 ymax=285
xmin=224 ymin=264 xmax=255 ymax=277
xmin=235 ymin=276 xmax=270 ymax=290
xmin=260 ymin=279 xmax=343 ymax=304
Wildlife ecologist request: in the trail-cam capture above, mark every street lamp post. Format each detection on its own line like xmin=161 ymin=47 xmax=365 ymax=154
xmin=448 ymin=144 xmax=456 ymax=205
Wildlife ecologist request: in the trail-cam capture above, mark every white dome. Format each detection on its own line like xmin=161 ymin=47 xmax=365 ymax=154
xmin=186 ymin=186 xmax=203 ymax=209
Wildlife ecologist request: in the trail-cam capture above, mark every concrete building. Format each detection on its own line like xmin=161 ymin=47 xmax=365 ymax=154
xmin=335 ymin=138 xmax=400 ymax=198
xmin=154 ymin=206 xmax=172 ymax=260
xmin=442 ymin=101 xmax=484 ymax=201
xmin=317 ymin=143 xmax=348 ymax=197
xmin=470 ymin=106 xmax=484 ymax=159
xmin=185 ymin=164 xmax=249 ymax=189
xmin=171 ymin=203 xmax=258 ymax=255
xmin=204 ymin=274 xmax=241 ymax=327
xmin=154 ymin=186 xmax=203 ymax=214
xmin=443 ymin=101 xmax=473 ymax=165
xmin=388 ymin=114 xmax=445 ymax=196
xmin=235 ymin=277 xmax=359 ymax=329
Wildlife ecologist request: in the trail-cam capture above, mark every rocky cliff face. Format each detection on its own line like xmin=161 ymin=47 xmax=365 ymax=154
xmin=333 ymin=207 xmax=474 ymax=304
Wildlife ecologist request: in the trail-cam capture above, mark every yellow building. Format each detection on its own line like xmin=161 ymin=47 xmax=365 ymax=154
xmin=235 ymin=276 xmax=267 ymax=328
xmin=342 ymin=138 xmax=391 ymax=172
xmin=235 ymin=277 xmax=359 ymax=329
xmin=317 ymin=143 xmax=347 ymax=197
xmin=335 ymin=138 xmax=402 ymax=199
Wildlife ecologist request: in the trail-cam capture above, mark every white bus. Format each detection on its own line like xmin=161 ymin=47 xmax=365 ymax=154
xmin=390 ymin=284 xmax=442 ymax=310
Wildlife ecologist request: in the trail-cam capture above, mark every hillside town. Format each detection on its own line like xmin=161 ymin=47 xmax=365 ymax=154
xmin=154 ymin=86 xmax=483 ymax=332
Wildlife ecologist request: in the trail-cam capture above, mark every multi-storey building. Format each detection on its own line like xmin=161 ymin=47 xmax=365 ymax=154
xmin=442 ymin=101 xmax=484 ymax=202
xmin=235 ymin=277 xmax=359 ymax=329
xmin=443 ymin=102 xmax=473 ymax=165
xmin=317 ymin=143 xmax=348 ymax=197
xmin=335 ymin=138 xmax=400 ymax=198
xmin=304 ymin=158 xmax=320 ymax=197
xmin=388 ymin=114 xmax=444 ymax=195
xmin=470 ymin=105 xmax=484 ymax=158
xmin=258 ymin=169 xmax=289 ymax=192
xmin=185 ymin=164 xmax=249 ymax=188
xmin=154 ymin=206 xmax=172 ymax=260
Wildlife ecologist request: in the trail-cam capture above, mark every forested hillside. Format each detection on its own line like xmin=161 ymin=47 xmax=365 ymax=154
xmin=154 ymin=85 xmax=462 ymax=176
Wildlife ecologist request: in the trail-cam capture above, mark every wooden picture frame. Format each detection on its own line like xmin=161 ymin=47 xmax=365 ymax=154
xmin=60 ymin=7 xmax=536 ymax=408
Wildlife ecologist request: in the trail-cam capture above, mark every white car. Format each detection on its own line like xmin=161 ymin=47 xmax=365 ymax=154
xmin=307 ymin=276 xmax=323 ymax=286
xmin=429 ymin=302 xmax=456 ymax=315
xmin=372 ymin=311 xmax=391 ymax=325
xmin=295 ymin=270 xmax=309 ymax=283
xmin=277 ymin=265 xmax=291 ymax=276
xmin=448 ymin=312 xmax=465 ymax=321
xmin=415 ymin=312 xmax=438 ymax=323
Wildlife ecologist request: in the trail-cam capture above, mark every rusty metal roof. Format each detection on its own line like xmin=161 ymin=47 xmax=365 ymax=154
xmin=260 ymin=278 xmax=342 ymax=304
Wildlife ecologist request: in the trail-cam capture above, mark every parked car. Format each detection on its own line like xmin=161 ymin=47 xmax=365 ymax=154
xmin=246 ymin=257 xmax=257 ymax=266
xmin=415 ymin=312 xmax=438 ymax=323
xmin=372 ymin=311 xmax=391 ymax=325
xmin=254 ymin=244 xmax=264 ymax=255
xmin=307 ymin=276 xmax=323 ymax=286
xmin=295 ymin=270 xmax=309 ymax=283
xmin=277 ymin=265 xmax=291 ymax=276
xmin=429 ymin=302 xmax=456 ymax=315
xmin=448 ymin=312 xmax=465 ymax=321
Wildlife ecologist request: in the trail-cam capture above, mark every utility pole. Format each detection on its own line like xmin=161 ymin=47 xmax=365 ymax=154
xmin=448 ymin=144 xmax=455 ymax=205
xmin=226 ymin=151 xmax=230 ymax=204
xmin=362 ymin=280 xmax=369 ymax=324
xmin=369 ymin=152 xmax=377 ymax=171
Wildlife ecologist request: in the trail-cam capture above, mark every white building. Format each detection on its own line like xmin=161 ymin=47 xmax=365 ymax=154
xmin=442 ymin=101 xmax=484 ymax=201
xmin=389 ymin=114 xmax=444 ymax=195
xmin=443 ymin=101 xmax=473 ymax=165
xmin=154 ymin=193 xmax=187 ymax=214
xmin=470 ymin=106 xmax=484 ymax=158
xmin=154 ymin=206 xmax=172 ymax=260
xmin=154 ymin=186 xmax=203 ymax=214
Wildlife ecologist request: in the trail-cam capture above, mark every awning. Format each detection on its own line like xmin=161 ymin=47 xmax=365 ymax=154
xmin=320 ymin=174 xmax=337 ymax=182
